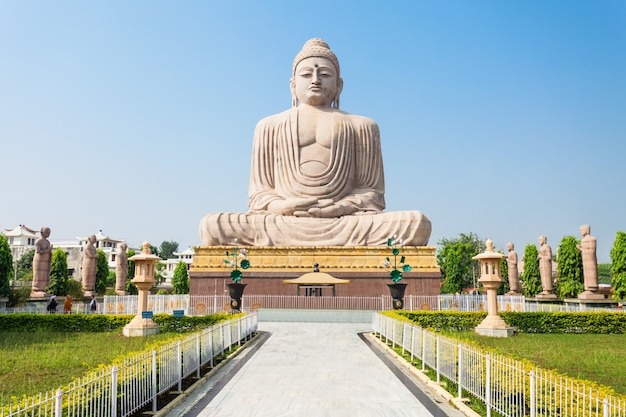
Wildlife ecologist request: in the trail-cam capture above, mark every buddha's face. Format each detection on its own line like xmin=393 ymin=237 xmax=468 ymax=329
xmin=293 ymin=57 xmax=339 ymax=107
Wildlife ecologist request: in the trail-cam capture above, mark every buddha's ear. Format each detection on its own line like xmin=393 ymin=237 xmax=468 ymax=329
xmin=290 ymin=77 xmax=297 ymax=108
xmin=333 ymin=77 xmax=344 ymax=109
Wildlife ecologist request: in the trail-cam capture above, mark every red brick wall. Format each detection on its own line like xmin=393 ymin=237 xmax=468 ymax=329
xmin=190 ymin=271 xmax=441 ymax=296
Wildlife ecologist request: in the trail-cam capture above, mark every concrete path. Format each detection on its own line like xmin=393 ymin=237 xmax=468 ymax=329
xmin=162 ymin=322 xmax=464 ymax=417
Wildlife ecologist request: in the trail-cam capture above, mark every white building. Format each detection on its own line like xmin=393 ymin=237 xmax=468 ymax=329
xmin=161 ymin=246 xmax=195 ymax=284
xmin=4 ymin=225 xmax=38 ymax=261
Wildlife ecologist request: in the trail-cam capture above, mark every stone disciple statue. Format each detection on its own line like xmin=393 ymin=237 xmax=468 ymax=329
xmin=537 ymin=235 xmax=554 ymax=296
xmin=31 ymin=226 xmax=53 ymax=297
xmin=115 ymin=243 xmax=128 ymax=295
xmin=199 ymin=38 xmax=431 ymax=246
xmin=577 ymin=224 xmax=600 ymax=297
xmin=81 ymin=234 xmax=98 ymax=296
xmin=505 ymin=242 xmax=520 ymax=295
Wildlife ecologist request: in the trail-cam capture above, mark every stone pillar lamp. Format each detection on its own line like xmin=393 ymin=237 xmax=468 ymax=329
xmin=123 ymin=242 xmax=160 ymax=337
xmin=473 ymin=240 xmax=515 ymax=337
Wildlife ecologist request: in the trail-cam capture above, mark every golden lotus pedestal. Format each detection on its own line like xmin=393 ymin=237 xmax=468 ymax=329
xmin=189 ymin=246 xmax=441 ymax=297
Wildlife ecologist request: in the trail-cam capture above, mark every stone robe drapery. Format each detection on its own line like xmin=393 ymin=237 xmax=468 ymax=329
xmin=200 ymin=108 xmax=431 ymax=246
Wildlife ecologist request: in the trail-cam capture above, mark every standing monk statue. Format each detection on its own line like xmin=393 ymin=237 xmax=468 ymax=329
xmin=31 ymin=226 xmax=53 ymax=297
xmin=199 ymin=38 xmax=431 ymax=247
xmin=505 ymin=242 xmax=521 ymax=295
xmin=115 ymin=243 xmax=129 ymax=295
xmin=577 ymin=224 xmax=602 ymax=298
xmin=81 ymin=234 xmax=98 ymax=296
xmin=537 ymin=235 xmax=555 ymax=297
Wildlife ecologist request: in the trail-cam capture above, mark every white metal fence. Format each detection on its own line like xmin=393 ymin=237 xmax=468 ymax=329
xmin=373 ymin=313 xmax=626 ymax=417
xmin=1 ymin=314 xmax=257 ymax=417
xmin=5 ymin=294 xmax=622 ymax=316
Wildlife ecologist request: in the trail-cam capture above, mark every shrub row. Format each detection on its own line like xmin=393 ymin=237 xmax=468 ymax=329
xmin=394 ymin=311 xmax=626 ymax=334
xmin=0 ymin=312 xmax=233 ymax=333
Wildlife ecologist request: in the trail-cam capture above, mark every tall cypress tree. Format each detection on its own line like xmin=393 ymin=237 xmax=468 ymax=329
xmin=48 ymin=248 xmax=69 ymax=296
xmin=0 ymin=235 xmax=13 ymax=298
xmin=611 ymin=231 xmax=626 ymax=301
xmin=521 ymin=243 xmax=541 ymax=297
xmin=556 ymin=235 xmax=584 ymax=298
xmin=172 ymin=261 xmax=190 ymax=294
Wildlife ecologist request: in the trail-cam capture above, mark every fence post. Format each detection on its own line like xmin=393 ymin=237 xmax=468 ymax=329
xmin=177 ymin=341 xmax=183 ymax=392
xmin=530 ymin=370 xmax=535 ymax=417
xmin=485 ymin=353 xmax=491 ymax=417
xmin=196 ymin=334 xmax=201 ymax=378
xmin=421 ymin=330 xmax=426 ymax=372
xmin=55 ymin=388 xmax=63 ymax=417
xmin=111 ymin=365 xmax=118 ymax=417
xmin=391 ymin=319 xmax=396 ymax=349
xmin=209 ymin=327 xmax=214 ymax=368
xmin=436 ymin=335 xmax=440 ymax=384
xmin=410 ymin=325 xmax=415 ymax=363
xmin=603 ymin=398 xmax=609 ymax=417
xmin=220 ymin=323 xmax=225 ymax=358
xmin=152 ymin=350 xmax=158 ymax=412
xmin=458 ymin=344 xmax=463 ymax=399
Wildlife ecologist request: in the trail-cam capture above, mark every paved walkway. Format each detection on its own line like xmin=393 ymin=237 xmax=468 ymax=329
xmin=162 ymin=322 xmax=464 ymax=417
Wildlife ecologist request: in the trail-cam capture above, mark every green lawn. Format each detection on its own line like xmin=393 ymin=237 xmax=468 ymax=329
xmin=0 ymin=331 xmax=179 ymax=406
xmin=449 ymin=332 xmax=626 ymax=395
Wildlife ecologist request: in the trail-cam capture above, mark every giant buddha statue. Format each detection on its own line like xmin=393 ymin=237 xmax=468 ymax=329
xmin=199 ymin=38 xmax=431 ymax=247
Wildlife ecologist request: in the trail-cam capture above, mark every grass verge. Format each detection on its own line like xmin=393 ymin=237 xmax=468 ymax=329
xmin=0 ymin=331 xmax=180 ymax=405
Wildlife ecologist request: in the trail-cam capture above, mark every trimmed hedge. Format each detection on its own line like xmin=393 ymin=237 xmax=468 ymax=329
xmin=394 ymin=311 xmax=626 ymax=334
xmin=0 ymin=313 xmax=233 ymax=333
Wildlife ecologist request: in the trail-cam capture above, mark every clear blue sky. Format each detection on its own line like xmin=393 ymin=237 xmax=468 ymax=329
xmin=1 ymin=1 xmax=625 ymax=262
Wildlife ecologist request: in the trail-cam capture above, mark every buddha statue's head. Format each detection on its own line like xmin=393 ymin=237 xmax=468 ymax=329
xmin=291 ymin=38 xmax=343 ymax=109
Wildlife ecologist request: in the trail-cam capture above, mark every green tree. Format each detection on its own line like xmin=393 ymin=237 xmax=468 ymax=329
xmin=521 ymin=243 xmax=541 ymax=297
xmin=598 ymin=263 xmax=611 ymax=285
xmin=0 ymin=235 xmax=13 ymax=298
xmin=437 ymin=232 xmax=485 ymax=292
xmin=15 ymin=248 xmax=35 ymax=281
xmin=125 ymin=248 xmax=137 ymax=295
xmin=149 ymin=245 xmax=160 ymax=258
xmin=159 ymin=240 xmax=179 ymax=260
xmin=95 ymin=250 xmax=109 ymax=295
xmin=498 ymin=252 xmax=509 ymax=295
xmin=611 ymin=231 xmax=626 ymax=301
xmin=127 ymin=248 xmax=136 ymax=279
xmin=555 ymin=235 xmax=584 ymax=298
xmin=440 ymin=248 xmax=463 ymax=293
xmin=47 ymin=248 xmax=69 ymax=296
xmin=172 ymin=261 xmax=190 ymax=294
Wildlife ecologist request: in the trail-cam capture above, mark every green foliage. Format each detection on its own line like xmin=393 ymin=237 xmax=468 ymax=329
xmin=0 ymin=235 xmax=13 ymax=298
xmin=159 ymin=240 xmax=179 ymax=260
xmin=15 ymin=249 xmax=35 ymax=281
xmin=47 ymin=248 xmax=69 ymax=296
xmin=611 ymin=232 xmax=626 ymax=301
xmin=7 ymin=286 xmax=31 ymax=307
xmin=66 ymin=278 xmax=84 ymax=300
xmin=521 ymin=244 xmax=541 ymax=297
xmin=498 ymin=252 xmax=509 ymax=295
xmin=149 ymin=245 xmax=160 ymax=258
xmin=155 ymin=262 xmax=166 ymax=285
xmin=556 ymin=235 xmax=584 ymax=298
xmin=598 ymin=263 xmax=612 ymax=285
xmin=394 ymin=311 xmax=626 ymax=334
xmin=440 ymin=248 xmax=464 ymax=293
xmin=0 ymin=312 xmax=231 ymax=333
xmin=127 ymin=248 xmax=136 ymax=279
xmin=106 ymin=270 xmax=116 ymax=287
xmin=95 ymin=250 xmax=109 ymax=295
xmin=172 ymin=261 xmax=190 ymax=294
xmin=437 ymin=232 xmax=485 ymax=292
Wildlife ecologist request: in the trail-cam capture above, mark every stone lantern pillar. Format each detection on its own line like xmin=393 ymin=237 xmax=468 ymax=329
xmin=123 ymin=242 xmax=160 ymax=337
xmin=473 ymin=240 xmax=515 ymax=337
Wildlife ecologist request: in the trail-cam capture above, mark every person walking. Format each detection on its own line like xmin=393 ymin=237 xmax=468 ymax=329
xmin=89 ymin=295 xmax=97 ymax=313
